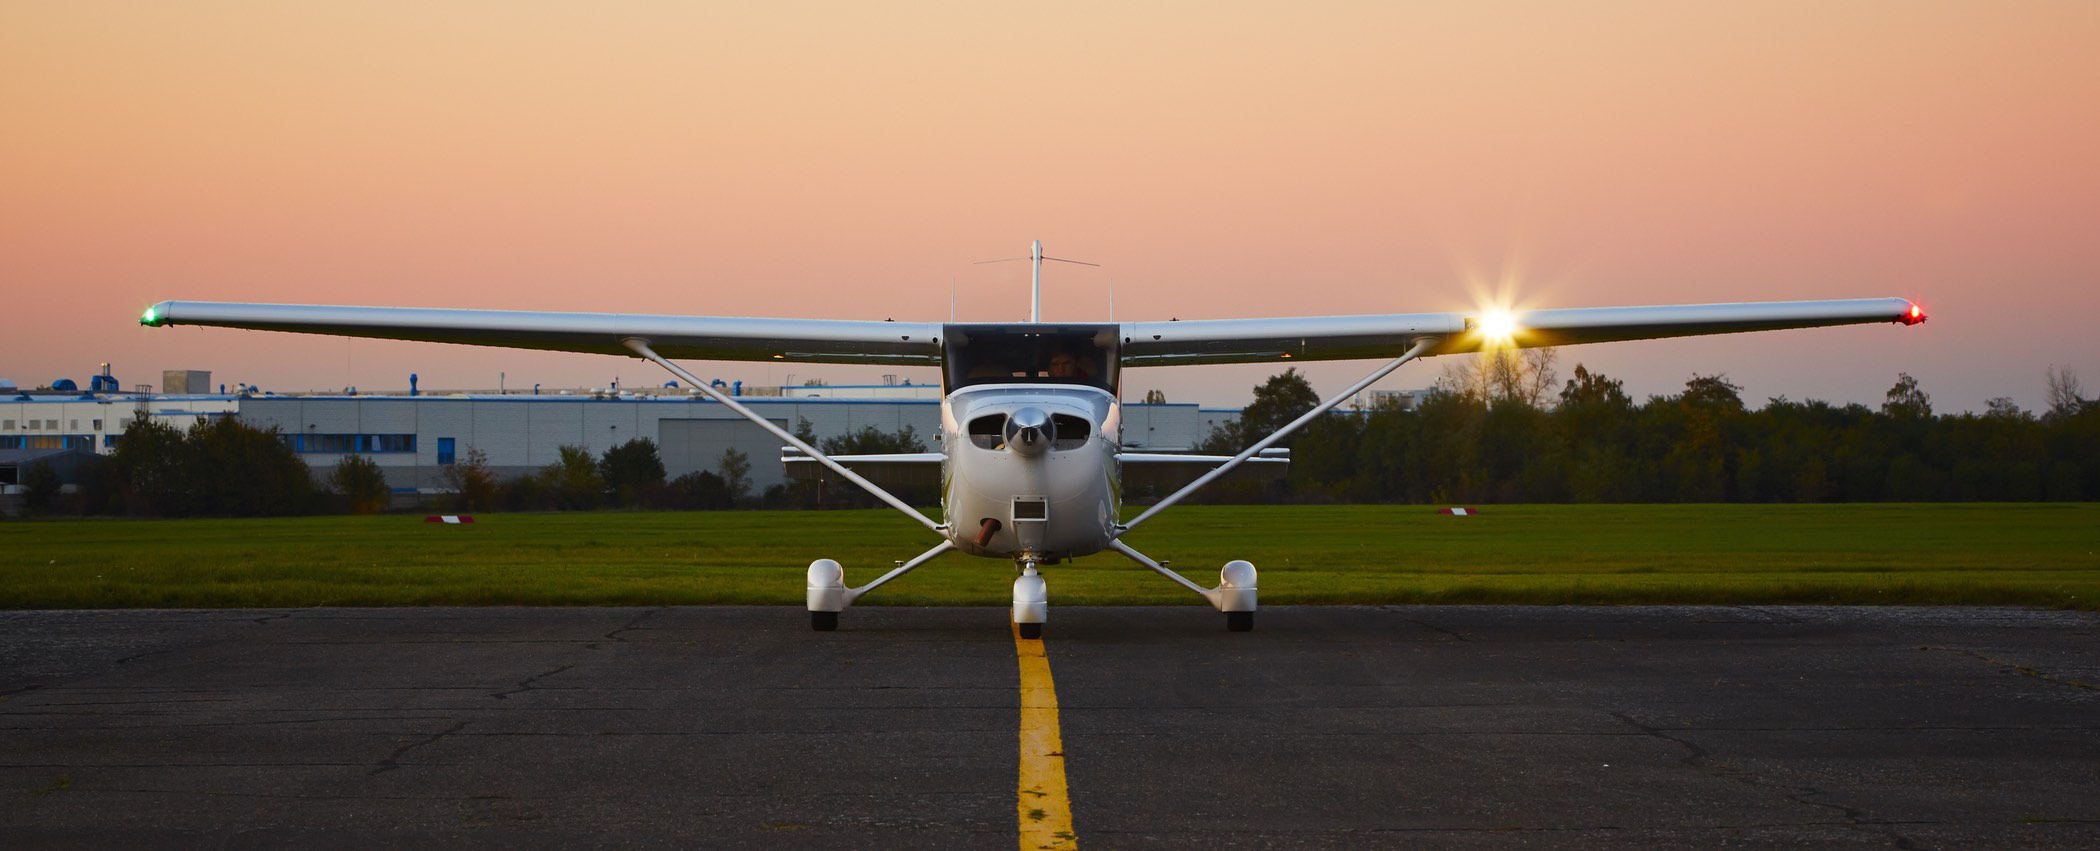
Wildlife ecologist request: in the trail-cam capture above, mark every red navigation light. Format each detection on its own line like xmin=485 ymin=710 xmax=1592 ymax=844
xmin=1902 ymin=302 xmax=1927 ymax=326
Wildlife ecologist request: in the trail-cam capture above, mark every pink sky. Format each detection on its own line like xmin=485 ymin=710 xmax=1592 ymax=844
xmin=4 ymin=2 xmax=2095 ymax=411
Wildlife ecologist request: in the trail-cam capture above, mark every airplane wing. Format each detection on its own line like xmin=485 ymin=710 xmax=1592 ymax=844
xmin=141 ymin=301 xmax=944 ymax=366
xmin=144 ymin=296 xmax=1923 ymax=370
xmin=1118 ymin=298 xmax=1924 ymax=366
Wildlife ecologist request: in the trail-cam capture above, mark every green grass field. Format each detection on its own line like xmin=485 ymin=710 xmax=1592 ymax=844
xmin=3 ymin=504 xmax=2095 ymax=610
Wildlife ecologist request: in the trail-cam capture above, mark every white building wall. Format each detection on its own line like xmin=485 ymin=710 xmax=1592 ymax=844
xmin=525 ymin=400 xmax=581 ymax=468
xmin=360 ymin=399 xmax=419 ymax=434
xmin=658 ymin=418 xmax=788 ymax=483
xmin=1118 ymin=403 xmax=1203 ymax=450
xmin=414 ymin=402 xmax=475 ymax=478
xmin=578 ymin=402 xmax=639 ymax=457
xmin=470 ymin=402 xmax=533 ymax=469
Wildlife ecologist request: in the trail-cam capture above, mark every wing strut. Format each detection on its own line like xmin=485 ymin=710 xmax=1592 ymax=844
xmin=1116 ymin=335 xmax=1440 ymax=537
xmin=1106 ymin=540 xmax=1214 ymax=599
xmin=846 ymin=540 xmax=955 ymax=605
xmin=622 ymin=338 xmax=945 ymax=535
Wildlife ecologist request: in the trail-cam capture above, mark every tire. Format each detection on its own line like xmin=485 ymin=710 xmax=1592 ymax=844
xmin=1017 ymin=621 xmax=1043 ymax=640
xmin=811 ymin=610 xmax=839 ymax=631
xmin=1226 ymin=611 xmax=1254 ymax=632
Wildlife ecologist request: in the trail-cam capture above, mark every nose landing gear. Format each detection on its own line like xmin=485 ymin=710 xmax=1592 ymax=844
xmin=1013 ymin=561 xmax=1047 ymax=640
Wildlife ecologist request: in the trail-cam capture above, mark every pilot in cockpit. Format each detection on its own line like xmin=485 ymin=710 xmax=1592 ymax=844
xmin=1046 ymin=347 xmax=1090 ymax=381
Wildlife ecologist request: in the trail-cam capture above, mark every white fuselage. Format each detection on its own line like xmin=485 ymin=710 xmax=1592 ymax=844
xmin=940 ymin=384 xmax=1121 ymax=562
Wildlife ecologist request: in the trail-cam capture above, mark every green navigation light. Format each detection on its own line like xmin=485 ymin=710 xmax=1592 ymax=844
xmin=140 ymin=306 xmax=158 ymax=326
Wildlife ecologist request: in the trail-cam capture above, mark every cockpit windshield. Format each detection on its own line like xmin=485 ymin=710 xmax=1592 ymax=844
xmin=942 ymin=324 xmax=1119 ymax=393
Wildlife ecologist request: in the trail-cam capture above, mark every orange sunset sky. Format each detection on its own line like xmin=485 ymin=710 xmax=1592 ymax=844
xmin=4 ymin=2 xmax=2095 ymax=411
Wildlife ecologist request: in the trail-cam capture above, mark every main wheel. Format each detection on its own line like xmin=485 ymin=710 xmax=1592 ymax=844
xmin=811 ymin=610 xmax=839 ymax=631
xmin=1226 ymin=611 xmax=1254 ymax=632
xmin=1016 ymin=622 xmax=1043 ymax=640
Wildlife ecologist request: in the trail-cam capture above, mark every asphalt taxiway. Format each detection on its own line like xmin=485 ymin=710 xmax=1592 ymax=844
xmin=4 ymin=605 xmax=2097 ymax=848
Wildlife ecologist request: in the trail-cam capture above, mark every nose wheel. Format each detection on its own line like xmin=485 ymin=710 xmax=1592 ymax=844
xmin=1013 ymin=563 xmax=1047 ymax=639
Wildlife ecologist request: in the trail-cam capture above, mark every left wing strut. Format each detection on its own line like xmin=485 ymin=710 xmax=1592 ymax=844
xmin=622 ymin=338 xmax=944 ymax=534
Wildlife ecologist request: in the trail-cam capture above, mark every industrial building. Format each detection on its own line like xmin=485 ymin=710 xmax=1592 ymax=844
xmin=4 ymin=380 xmax=1220 ymax=497
xmin=0 ymin=394 xmax=237 ymax=453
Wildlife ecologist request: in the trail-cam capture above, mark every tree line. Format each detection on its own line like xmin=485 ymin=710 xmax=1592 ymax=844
xmin=14 ymin=416 xmax=930 ymax=517
xmin=429 ymin=417 xmax=934 ymax=512
xmin=13 ymin=360 xmax=2095 ymax=517
xmin=1194 ymin=356 xmax=2100 ymax=504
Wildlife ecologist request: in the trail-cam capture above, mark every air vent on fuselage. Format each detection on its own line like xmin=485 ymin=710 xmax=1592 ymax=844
xmin=968 ymin=414 xmax=1006 ymax=449
xmin=1051 ymin=414 xmax=1090 ymax=450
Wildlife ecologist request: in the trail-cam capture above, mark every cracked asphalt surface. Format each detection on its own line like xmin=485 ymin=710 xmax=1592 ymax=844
xmin=4 ymin=605 xmax=2098 ymax=848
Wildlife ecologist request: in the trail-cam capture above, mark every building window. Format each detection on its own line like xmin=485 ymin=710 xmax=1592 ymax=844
xmin=437 ymin=437 xmax=456 ymax=465
xmin=2 ymin=420 xmax=12 ymax=431
xmin=364 ymin=434 xmax=416 ymax=453
xmin=0 ymin=436 xmax=20 ymax=449
xmin=92 ymin=419 xmax=103 ymax=431
xmin=105 ymin=435 xmax=121 ymax=448
xmin=280 ymin=433 xmax=420 ymax=454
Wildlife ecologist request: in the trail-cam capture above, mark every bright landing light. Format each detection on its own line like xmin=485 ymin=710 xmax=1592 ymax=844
xmin=1477 ymin=309 xmax=1518 ymax=345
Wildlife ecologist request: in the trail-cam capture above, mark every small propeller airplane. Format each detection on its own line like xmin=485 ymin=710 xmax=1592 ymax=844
xmin=140 ymin=242 xmax=1926 ymax=635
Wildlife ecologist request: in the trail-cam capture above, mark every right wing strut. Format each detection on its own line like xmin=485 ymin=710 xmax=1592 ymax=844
xmin=1116 ymin=335 xmax=1440 ymax=537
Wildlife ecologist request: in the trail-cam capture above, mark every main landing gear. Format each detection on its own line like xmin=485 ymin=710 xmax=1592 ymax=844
xmin=1108 ymin=541 xmax=1259 ymax=632
xmin=804 ymin=542 xmax=956 ymax=632
xmin=807 ymin=544 xmax=1257 ymax=634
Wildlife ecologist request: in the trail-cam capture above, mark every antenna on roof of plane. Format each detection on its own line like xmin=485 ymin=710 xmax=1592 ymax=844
xmin=974 ymin=240 xmax=1098 ymax=323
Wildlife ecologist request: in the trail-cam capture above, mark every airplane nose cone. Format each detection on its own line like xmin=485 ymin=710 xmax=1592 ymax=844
xmin=1005 ymin=407 xmax=1054 ymax=457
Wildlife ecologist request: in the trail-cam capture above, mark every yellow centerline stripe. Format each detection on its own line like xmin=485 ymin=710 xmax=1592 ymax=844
xmin=1014 ymin=622 xmax=1078 ymax=851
